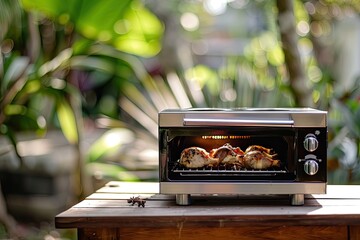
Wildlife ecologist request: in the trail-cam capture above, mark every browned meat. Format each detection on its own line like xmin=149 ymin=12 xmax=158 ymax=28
xmin=243 ymin=150 xmax=280 ymax=169
xmin=179 ymin=144 xmax=280 ymax=170
xmin=209 ymin=144 xmax=244 ymax=167
xmin=179 ymin=147 xmax=219 ymax=168
xmin=245 ymin=145 xmax=273 ymax=154
xmin=232 ymin=146 xmax=245 ymax=156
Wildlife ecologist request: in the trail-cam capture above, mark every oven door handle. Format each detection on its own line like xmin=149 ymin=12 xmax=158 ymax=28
xmin=183 ymin=118 xmax=294 ymax=127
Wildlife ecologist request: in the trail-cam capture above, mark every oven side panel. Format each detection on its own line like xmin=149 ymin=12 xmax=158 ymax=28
xmin=159 ymin=128 xmax=168 ymax=183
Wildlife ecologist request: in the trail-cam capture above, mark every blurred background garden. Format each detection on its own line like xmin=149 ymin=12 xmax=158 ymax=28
xmin=0 ymin=0 xmax=359 ymax=238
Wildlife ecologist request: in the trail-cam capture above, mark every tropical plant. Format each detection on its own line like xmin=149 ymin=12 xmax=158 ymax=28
xmin=1 ymin=0 xmax=163 ymax=237
xmin=0 ymin=0 xmax=163 ymax=183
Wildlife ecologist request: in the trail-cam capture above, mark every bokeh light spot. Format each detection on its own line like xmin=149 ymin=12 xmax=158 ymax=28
xmin=180 ymin=12 xmax=199 ymax=31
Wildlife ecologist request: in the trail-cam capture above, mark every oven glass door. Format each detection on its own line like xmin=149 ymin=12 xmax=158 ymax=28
xmin=160 ymin=127 xmax=297 ymax=181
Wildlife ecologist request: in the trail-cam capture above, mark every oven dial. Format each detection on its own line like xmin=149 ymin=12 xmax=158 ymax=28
xmin=304 ymin=159 xmax=319 ymax=176
xmin=304 ymin=134 xmax=319 ymax=152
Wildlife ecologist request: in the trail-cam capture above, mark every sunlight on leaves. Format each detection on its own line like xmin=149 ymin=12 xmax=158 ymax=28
xmin=114 ymin=1 xmax=164 ymax=57
xmin=87 ymin=128 xmax=135 ymax=163
xmin=22 ymin=79 xmax=41 ymax=95
xmin=267 ymin=46 xmax=284 ymax=67
xmin=56 ymin=99 xmax=78 ymax=144
xmin=185 ymin=65 xmax=219 ymax=95
xmin=21 ymin=0 xmax=163 ymax=57
xmin=38 ymin=48 xmax=73 ymax=77
xmin=4 ymin=105 xmax=26 ymax=115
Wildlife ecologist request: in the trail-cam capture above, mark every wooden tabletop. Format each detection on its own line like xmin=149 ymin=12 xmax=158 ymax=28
xmin=55 ymin=182 xmax=360 ymax=239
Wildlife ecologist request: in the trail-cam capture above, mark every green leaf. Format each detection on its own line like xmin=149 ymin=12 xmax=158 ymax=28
xmin=1 ymin=56 xmax=30 ymax=93
xmin=86 ymin=128 xmax=134 ymax=163
xmin=21 ymin=0 xmax=163 ymax=57
xmin=185 ymin=65 xmax=219 ymax=95
xmin=76 ymin=0 xmax=132 ymax=38
xmin=38 ymin=48 xmax=73 ymax=77
xmin=4 ymin=104 xmax=27 ymax=115
xmin=56 ymin=99 xmax=78 ymax=144
xmin=114 ymin=1 xmax=164 ymax=57
xmin=2 ymin=104 xmax=47 ymax=135
xmin=70 ymin=56 xmax=116 ymax=73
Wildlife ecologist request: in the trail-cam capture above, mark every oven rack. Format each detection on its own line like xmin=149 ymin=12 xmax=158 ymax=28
xmin=173 ymin=168 xmax=287 ymax=174
xmin=171 ymin=162 xmax=287 ymax=174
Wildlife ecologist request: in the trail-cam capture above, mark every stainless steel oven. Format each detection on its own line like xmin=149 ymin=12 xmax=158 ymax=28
xmin=159 ymin=108 xmax=327 ymax=205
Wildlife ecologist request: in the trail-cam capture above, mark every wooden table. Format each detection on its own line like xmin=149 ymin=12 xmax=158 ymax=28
xmin=55 ymin=182 xmax=360 ymax=240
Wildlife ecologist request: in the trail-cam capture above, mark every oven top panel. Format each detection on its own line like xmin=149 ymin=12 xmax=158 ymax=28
xmin=159 ymin=108 xmax=327 ymax=128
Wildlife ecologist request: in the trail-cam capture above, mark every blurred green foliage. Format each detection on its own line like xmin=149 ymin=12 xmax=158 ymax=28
xmin=22 ymin=0 xmax=163 ymax=57
xmin=1 ymin=0 xmax=360 ymax=187
xmin=0 ymin=0 xmax=163 ymax=148
xmin=0 ymin=0 xmax=163 ymax=191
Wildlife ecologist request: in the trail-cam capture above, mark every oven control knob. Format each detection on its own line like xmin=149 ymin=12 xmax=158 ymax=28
xmin=304 ymin=159 xmax=319 ymax=175
xmin=304 ymin=134 xmax=318 ymax=152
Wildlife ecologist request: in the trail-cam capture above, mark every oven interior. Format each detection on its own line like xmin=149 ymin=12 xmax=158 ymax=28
xmin=161 ymin=127 xmax=297 ymax=181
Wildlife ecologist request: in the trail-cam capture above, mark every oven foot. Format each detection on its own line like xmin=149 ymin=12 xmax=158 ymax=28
xmin=290 ymin=194 xmax=304 ymax=205
xmin=176 ymin=194 xmax=192 ymax=205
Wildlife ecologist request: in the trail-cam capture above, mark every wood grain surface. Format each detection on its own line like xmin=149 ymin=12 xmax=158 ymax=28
xmin=55 ymin=182 xmax=360 ymax=240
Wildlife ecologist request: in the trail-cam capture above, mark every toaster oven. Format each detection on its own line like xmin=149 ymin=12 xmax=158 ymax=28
xmin=159 ymin=108 xmax=327 ymax=205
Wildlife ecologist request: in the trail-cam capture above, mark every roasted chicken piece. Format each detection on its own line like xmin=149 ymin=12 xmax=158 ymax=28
xmin=209 ymin=143 xmax=244 ymax=167
xmin=245 ymin=145 xmax=273 ymax=154
xmin=231 ymin=145 xmax=245 ymax=156
xmin=179 ymin=147 xmax=219 ymax=168
xmin=243 ymin=150 xmax=280 ymax=169
xmin=179 ymin=144 xmax=280 ymax=170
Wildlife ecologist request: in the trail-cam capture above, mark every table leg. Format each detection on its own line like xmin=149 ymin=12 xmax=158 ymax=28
xmin=349 ymin=225 xmax=360 ymax=240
